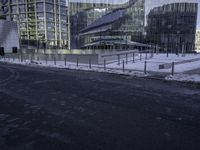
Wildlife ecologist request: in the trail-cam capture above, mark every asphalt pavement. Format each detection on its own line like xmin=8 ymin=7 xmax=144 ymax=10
xmin=0 ymin=62 xmax=200 ymax=150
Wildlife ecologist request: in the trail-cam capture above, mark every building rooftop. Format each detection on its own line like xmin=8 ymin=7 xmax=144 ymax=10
xmin=80 ymin=8 xmax=126 ymax=33
xmin=149 ymin=2 xmax=198 ymax=16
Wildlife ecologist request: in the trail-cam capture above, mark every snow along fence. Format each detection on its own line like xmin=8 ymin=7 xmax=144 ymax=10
xmin=0 ymin=50 xmax=155 ymax=74
xmin=159 ymin=57 xmax=200 ymax=69
xmin=0 ymin=49 xmax=150 ymax=65
xmin=99 ymin=49 xmax=154 ymax=65
xmin=1 ymin=53 xmax=99 ymax=65
xmin=2 ymin=52 xmax=199 ymax=78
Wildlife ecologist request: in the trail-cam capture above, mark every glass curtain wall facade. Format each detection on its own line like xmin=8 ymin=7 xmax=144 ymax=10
xmin=146 ymin=2 xmax=198 ymax=53
xmin=69 ymin=0 xmax=145 ymax=50
xmin=1 ymin=0 xmax=69 ymax=49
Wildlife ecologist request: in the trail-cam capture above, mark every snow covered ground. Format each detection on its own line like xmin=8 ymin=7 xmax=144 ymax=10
xmin=107 ymin=53 xmax=200 ymax=73
xmin=1 ymin=53 xmax=200 ymax=83
xmin=166 ymin=74 xmax=200 ymax=83
xmin=0 ymin=57 xmax=148 ymax=77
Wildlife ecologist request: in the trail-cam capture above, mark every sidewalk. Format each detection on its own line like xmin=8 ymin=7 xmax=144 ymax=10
xmin=1 ymin=53 xmax=200 ymax=83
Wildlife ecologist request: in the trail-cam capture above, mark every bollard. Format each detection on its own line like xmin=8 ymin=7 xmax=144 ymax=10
xmin=151 ymin=50 xmax=154 ymax=58
xmin=133 ymin=53 xmax=135 ymax=63
xmin=21 ymin=54 xmax=23 ymax=62
xmin=54 ymin=56 xmax=56 ymax=65
xmin=104 ymin=59 xmax=106 ymax=70
xmin=46 ymin=55 xmax=48 ymax=64
xmin=171 ymin=62 xmax=175 ymax=76
xmin=122 ymin=60 xmax=125 ymax=72
xmin=126 ymin=53 xmax=128 ymax=64
xmin=89 ymin=59 xmax=91 ymax=69
xmin=31 ymin=54 xmax=33 ymax=62
xmin=144 ymin=61 xmax=147 ymax=74
xmin=145 ymin=52 xmax=147 ymax=60
xmin=118 ymin=54 xmax=120 ymax=65
xmin=140 ymin=53 xmax=142 ymax=61
xmin=77 ymin=58 xmax=79 ymax=67
xmin=64 ymin=57 xmax=67 ymax=66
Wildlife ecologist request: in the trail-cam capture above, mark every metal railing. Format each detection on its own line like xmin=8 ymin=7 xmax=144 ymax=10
xmin=1 ymin=51 xmax=199 ymax=77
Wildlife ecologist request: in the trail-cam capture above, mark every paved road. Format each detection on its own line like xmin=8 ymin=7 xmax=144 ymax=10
xmin=0 ymin=62 xmax=200 ymax=150
xmin=185 ymin=68 xmax=200 ymax=75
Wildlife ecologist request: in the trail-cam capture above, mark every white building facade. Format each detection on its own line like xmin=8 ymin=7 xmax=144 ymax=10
xmin=195 ymin=30 xmax=200 ymax=51
xmin=0 ymin=19 xmax=19 ymax=53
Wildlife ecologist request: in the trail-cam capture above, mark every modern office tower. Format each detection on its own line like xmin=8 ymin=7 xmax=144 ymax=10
xmin=0 ymin=0 xmax=69 ymax=49
xmin=146 ymin=3 xmax=198 ymax=53
xmin=69 ymin=0 xmax=145 ymax=50
xmin=195 ymin=30 xmax=200 ymax=51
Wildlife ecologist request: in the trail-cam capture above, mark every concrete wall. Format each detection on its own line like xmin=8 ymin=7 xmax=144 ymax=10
xmin=0 ymin=20 xmax=19 ymax=53
xmin=6 ymin=53 xmax=100 ymax=65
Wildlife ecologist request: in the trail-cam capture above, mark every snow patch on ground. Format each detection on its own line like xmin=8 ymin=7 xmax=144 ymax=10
xmin=166 ymin=74 xmax=200 ymax=83
xmin=0 ymin=58 xmax=148 ymax=78
xmin=107 ymin=54 xmax=200 ymax=73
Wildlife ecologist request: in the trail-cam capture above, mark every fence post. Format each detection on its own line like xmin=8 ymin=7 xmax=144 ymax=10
xmin=156 ymin=47 xmax=158 ymax=55
xmin=104 ymin=59 xmax=106 ymax=70
xmin=144 ymin=61 xmax=147 ymax=74
xmin=77 ymin=58 xmax=79 ymax=67
xmin=118 ymin=54 xmax=120 ymax=65
xmin=171 ymin=62 xmax=175 ymax=76
xmin=45 ymin=55 xmax=48 ymax=64
xmin=21 ymin=54 xmax=23 ymax=62
xmin=64 ymin=57 xmax=67 ymax=66
xmin=30 ymin=54 xmax=33 ymax=62
xmin=133 ymin=53 xmax=135 ymax=63
xmin=145 ymin=52 xmax=147 ymax=60
xmin=54 ymin=56 xmax=56 ymax=65
xmin=151 ymin=50 xmax=153 ymax=58
xmin=122 ymin=60 xmax=125 ymax=72
xmin=126 ymin=53 xmax=128 ymax=64
xmin=89 ymin=59 xmax=91 ymax=69
xmin=167 ymin=48 xmax=169 ymax=57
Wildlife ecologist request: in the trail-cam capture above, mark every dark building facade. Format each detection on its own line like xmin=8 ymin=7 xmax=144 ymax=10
xmin=146 ymin=3 xmax=198 ymax=53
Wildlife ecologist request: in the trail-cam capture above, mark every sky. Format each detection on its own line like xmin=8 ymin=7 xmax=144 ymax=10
xmin=67 ymin=0 xmax=200 ymax=29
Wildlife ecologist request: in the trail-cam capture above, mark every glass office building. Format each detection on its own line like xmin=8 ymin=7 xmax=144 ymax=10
xmin=69 ymin=0 xmax=145 ymax=50
xmin=0 ymin=0 xmax=69 ymax=49
xmin=146 ymin=2 xmax=198 ymax=53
